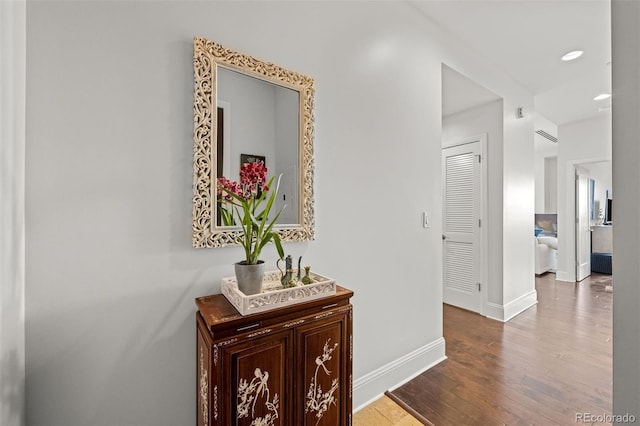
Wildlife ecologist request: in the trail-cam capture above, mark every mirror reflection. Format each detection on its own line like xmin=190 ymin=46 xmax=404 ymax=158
xmin=192 ymin=37 xmax=315 ymax=248
xmin=216 ymin=67 xmax=299 ymax=226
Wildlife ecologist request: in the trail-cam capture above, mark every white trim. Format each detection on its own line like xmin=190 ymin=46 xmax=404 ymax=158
xmin=485 ymin=302 xmax=504 ymax=321
xmin=352 ymin=337 xmax=446 ymax=412
xmin=575 ymin=167 xmax=592 ymax=281
xmin=503 ymin=290 xmax=538 ymax=321
xmin=0 ymin=1 xmax=26 ymax=425
xmin=479 ymin=134 xmax=488 ymax=317
xmin=485 ymin=290 xmax=538 ymax=322
xmin=442 ymin=132 xmax=485 ymax=150
xmin=555 ymin=270 xmax=573 ymax=282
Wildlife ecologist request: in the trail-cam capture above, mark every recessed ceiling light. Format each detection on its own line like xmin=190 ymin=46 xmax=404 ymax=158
xmin=561 ymin=50 xmax=583 ymax=61
xmin=594 ymin=93 xmax=611 ymax=101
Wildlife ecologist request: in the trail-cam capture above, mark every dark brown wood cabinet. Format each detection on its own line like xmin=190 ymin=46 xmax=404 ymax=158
xmin=196 ymin=286 xmax=353 ymax=426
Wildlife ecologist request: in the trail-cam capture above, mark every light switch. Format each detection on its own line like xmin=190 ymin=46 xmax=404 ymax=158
xmin=423 ymin=212 xmax=430 ymax=228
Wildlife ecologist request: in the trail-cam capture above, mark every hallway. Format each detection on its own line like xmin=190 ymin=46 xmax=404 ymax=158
xmin=390 ymin=273 xmax=613 ymax=425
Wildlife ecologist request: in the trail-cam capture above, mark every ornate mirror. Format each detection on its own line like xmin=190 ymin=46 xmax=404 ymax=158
xmin=192 ymin=37 xmax=315 ymax=248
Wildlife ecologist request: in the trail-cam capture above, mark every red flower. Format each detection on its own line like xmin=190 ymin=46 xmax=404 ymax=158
xmin=239 ymin=161 xmax=268 ymax=198
xmin=216 ymin=160 xmax=285 ymax=264
xmin=216 ymin=176 xmax=242 ymax=200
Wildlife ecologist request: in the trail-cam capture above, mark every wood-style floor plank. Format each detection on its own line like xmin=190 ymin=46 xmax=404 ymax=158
xmin=391 ymin=273 xmax=613 ymax=425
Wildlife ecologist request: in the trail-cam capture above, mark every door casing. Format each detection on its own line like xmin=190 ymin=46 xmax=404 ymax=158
xmin=575 ymin=167 xmax=592 ymax=281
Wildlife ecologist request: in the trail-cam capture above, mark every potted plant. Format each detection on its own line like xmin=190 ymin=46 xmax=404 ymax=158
xmin=217 ymin=161 xmax=285 ymax=295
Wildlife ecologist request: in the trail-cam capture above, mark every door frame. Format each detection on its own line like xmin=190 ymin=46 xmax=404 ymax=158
xmin=442 ymin=133 xmax=488 ymax=315
xmin=575 ymin=166 xmax=591 ymax=281
xmin=557 ymin=156 xmax=611 ymax=282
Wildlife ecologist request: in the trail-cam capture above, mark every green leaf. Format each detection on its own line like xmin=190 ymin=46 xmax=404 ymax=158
xmin=219 ymin=173 xmax=288 ymax=265
xmin=219 ymin=206 xmax=236 ymax=226
xmin=256 ymin=175 xmax=281 ymax=235
xmin=272 ymin=233 xmax=285 ymax=259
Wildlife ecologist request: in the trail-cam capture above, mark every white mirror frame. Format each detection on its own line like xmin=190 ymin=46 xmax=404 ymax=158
xmin=192 ymin=37 xmax=315 ymax=248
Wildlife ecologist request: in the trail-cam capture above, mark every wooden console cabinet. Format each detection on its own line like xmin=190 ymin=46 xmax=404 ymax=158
xmin=196 ymin=286 xmax=353 ymax=426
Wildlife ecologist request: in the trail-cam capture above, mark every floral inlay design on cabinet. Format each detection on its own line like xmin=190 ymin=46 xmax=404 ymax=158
xmin=237 ymin=368 xmax=279 ymax=426
xmin=199 ymin=347 xmax=209 ymax=426
xmin=305 ymin=338 xmax=339 ymax=425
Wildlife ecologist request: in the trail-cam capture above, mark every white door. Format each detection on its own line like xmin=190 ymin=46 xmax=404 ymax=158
xmin=576 ymin=169 xmax=591 ymax=281
xmin=442 ymin=141 xmax=482 ymax=313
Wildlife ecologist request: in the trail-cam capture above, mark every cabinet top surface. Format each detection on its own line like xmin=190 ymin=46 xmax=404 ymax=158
xmin=196 ymin=285 xmax=353 ymax=331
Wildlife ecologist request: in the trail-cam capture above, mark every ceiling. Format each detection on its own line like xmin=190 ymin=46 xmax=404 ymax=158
xmin=413 ymin=0 xmax=611 ymax=125
xmin=442 ymin=64 xmax=501 ymax=117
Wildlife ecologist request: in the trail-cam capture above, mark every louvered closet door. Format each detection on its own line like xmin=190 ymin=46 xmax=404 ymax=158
xmin=442 ymin=142 xmax=482 ymax=313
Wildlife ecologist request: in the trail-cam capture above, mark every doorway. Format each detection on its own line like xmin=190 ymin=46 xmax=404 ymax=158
xmin=573 ymin=160 xmax=613 ymax=282
xmin=441 ymin=65 xmax=499 ymax=317
xmin=442 ymin=138 xmax=484 ymax=313
xmin=575 ymin=166 xmax=591 ymax=281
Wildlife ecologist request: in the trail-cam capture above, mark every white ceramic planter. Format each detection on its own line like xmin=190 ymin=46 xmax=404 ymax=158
xmin=234 ymin=261 xmax=265 ymax=295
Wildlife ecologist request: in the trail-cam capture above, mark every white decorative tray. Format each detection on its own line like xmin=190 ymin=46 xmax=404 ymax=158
xmin=221 ymin=270 xmax=336 ymax=316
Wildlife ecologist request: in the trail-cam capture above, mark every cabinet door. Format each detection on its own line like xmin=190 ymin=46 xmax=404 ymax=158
xmin=218 ymin=330 xmax=294 ymax=426
xmin=296 ymin=313 xmax=350 ymax=425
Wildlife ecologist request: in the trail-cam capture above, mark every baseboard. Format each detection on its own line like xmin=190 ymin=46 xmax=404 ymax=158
xmin=555 ymin=270 xmax=574 ymax=282
xmin=352 ymin=337 xmax=446 ymax=412
xmin=503 ymin=290 xmax=538 ymax=321
xmin=485 ymin=290 xmax=538 ymax=322
xmin=485 ymin=302 xmax=504 ymax=321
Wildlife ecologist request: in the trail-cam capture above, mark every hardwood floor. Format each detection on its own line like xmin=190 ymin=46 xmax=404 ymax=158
xmin=390 ymin=273 xmax=613 ymax=425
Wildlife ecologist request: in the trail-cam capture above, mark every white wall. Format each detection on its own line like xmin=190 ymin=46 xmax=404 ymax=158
xmin=583 ymin=161 xmax=612 ymax=222
xmin=534 ymin=154 xmax=545 ymax=213
xmin=501 ymin=113 xmax=536 ymax=313
xmin=273 ymin=88 xmax=299 ymax=225
xmin=612 ymin=0 xmax=640 ymax=418
xmin=0 ymin=1 xmax=26 ymax=424
xmin=544 ymin=157 xmax=558 ymax=213
xmin=534 ymin=138 xmax=558 ymax=214
xmin=435 ymin=27 xmax=535 ymax=323
xmin=218 ymin=68 xmax=276 ymax=181
xmin=534 ymin=113 xmax=558 ymax=214
xmin=443 ymin=98 xmax=536 ymax=320
xmin=218 ymin=69 xmax=298 ymax=224
xmin=25 ymin=1 xmax=535 ymax=424
xmin=556 ymin=115 xmax=611 ymax=282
